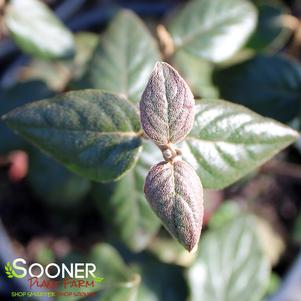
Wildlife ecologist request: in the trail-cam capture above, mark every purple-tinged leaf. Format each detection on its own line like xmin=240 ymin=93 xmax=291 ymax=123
xmin=144 ymin=159 xmax=203 ymax=251
xmin=140 ymin=62 xmax=194 ymax=145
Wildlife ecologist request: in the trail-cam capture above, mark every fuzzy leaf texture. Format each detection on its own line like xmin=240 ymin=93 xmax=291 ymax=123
xmin=181 ymin=99 xmax=299 ymax=189
xmin=144 ymin=160 xmax=204 ymax=251
xmin=140 ymin=62 xmax=194 ymax=145
xmin=2 ymin=90 xmax=142 ymax=182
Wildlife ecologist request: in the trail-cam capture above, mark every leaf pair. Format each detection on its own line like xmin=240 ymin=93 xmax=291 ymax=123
xmin=140 ymin=62 xmax=204 ymax=251
xmin=1 ymin=59 xmax=299 ymax=251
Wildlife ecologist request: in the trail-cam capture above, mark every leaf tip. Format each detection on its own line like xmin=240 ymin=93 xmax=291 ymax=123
xmin=153 ymin=61 xmax=163 ymax=70
xmin=183 ymin=228 xmax=201 ymax=253
xmin=284 ymin=126 xmax=300 ymax=144
xmin=292 ymin=129 xmax=300 ymax=140
xmin=187 ymin=242 xmax=199 ymax=253
xmin=1 ymin=110 xmax=17 ymax=127
xmin=153 ymin=61 xmax=174 ymax=73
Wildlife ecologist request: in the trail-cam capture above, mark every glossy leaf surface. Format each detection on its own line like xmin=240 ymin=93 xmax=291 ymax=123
xmin=187 ymin=216 xmax=270 ymax=301
xmin=5 ymin=0 xmax=74 ymax=59
xmin=168 ymin=0 xmax=257 ymax=62
xmin=181 ymin=99 xmax=299 ymax=189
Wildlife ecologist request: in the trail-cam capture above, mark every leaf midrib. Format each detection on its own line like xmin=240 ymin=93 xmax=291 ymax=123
xmin=162 ymin=66 xmax=171 ymax=142
xmin=18 ymin=126 xmax=141 ymax=137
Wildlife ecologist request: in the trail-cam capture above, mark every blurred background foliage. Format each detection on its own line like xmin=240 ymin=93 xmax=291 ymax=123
xmin=0 ymin=0 xmax=301 ymax=300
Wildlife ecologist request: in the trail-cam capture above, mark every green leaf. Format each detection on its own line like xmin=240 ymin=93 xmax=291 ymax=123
xmin=92 ymin=141 xmax=161 ymax=252
xmin=2 ymin=90 xmax=142 ymax=182
xmin=172 ymin=49 xmax=218 ymax=99
xmin=0 ymin=80 xmax=53 ymax=155
xmin=57 ymin=243 xmax=140 ymax=301
xmin=135 ymin=254 xmax=188 ymax=301
xmin=69 ymin=32 xmax=99 ymax=83
xmin=18 ymin=59 xmax=72 ymax=92
xmin=77 ymin=10 xmax=160 ymax=103
xmin=21 ymin=32 xmax=98 ymax=92
xmin=83 ymin=244 xmax=140 ymax=301
xmin=144 ymin=160 xmax=203 ymax=251
xmin=168 ymin=0 xmax=257 ymax=62
xmin=246 ymin=0 xmax=291 ymax=52
xmin=140 ymin=62 xmax=194 ymax=145
xmin=180 ymin=99 xmax=299 ymax=189
xmin=88 ymin=244 xmax=132 ymax=283
xmin=5 ymin=0 xmax=75 ymax=59
xmin=213 ymin=54 xmax=301 ymax=123
xmin=208 ymin=201 xmax=241 ymax=229
xmin=28 ymin=150 xmax=91 ymax=206
xmin=82 ymin=278 xmax=140 ymax=301
xmin=187 ymin=216 xmax=270 ymax=301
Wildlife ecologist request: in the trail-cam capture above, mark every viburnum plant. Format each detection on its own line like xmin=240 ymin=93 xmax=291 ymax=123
xmin=2 ymin=59 xmax=298 ymax=251
xmin=2 ymin=0 xmax=301 ymax=299
xmin=141 ymin=62 xmax=202 ymax=251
